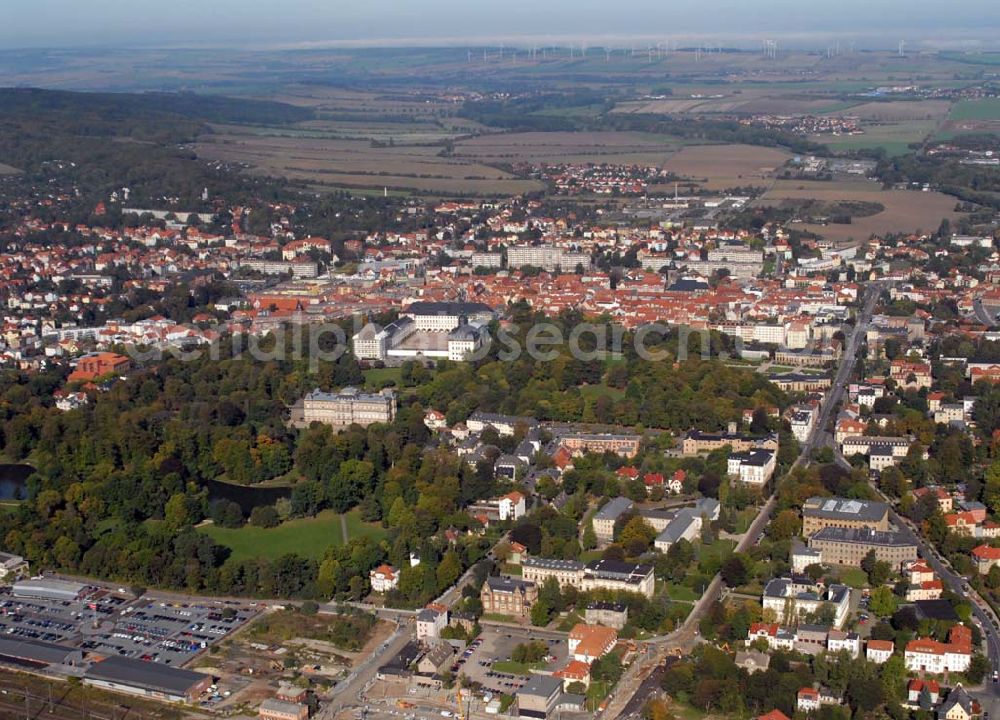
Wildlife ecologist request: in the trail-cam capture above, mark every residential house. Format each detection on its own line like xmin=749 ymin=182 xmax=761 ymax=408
xmin=866 ymin=639 xmax=894 ymax=664
xmin=416 ymin=606 xmax=448 ymax=641
xmin=370 ymin=564 xmax=399 ymax=593
xmin=904 ymin=624 xmax=973 ymax=674
xmin=797 ymin=688 xmax=821 ymax=713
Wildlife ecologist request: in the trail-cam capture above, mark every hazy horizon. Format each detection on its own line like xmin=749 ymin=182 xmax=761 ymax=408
xmin=3 ymin=0 xmax=999 ymax=50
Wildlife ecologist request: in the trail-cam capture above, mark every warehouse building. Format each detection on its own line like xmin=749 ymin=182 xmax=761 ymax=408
xmin=83 ymin=656 xmax=212 ymax=703
xmin=12 ymin=578 xmax=89 ymax=602
xmin=0 ymin=637 xmax=83 ymax=669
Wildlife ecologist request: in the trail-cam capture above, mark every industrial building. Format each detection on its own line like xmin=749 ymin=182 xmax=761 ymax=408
xmin=0 ymin=637 xmax=83 ymax=669
xmin=83 ymin=656 xmax=212 ymax=703
xmin=12 ymin=578 xmax=89 ymax=602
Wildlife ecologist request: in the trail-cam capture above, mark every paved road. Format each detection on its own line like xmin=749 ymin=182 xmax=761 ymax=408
xmin=974 ymin=298 xmax=998 ymax=328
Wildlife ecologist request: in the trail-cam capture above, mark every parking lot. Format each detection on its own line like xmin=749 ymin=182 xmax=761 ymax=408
xmin=455 ymin=628 xmax=568 ymax=697
xmin=0 ymin=585 xmax=256 ymax=667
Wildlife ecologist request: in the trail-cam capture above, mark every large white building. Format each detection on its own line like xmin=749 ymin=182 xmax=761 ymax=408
xmin=506 ymin=245 xmax=591 ymax=272
xmin=762 ymin=577 xmax=851 ymax=628
xmin=790 ymin=407 xmax=816 ymax=443
xmin=727 ymin=448 xmax=777 ymax=485
xmin=904 ymin=625 xmax=972 ymax=675
xmin=302 ymin=387 xmax=396 ymax=427
xmin=352 ymin=302 xmax=494 ymax=362
xmin=522 ymin=558 xmax=655 ymax=599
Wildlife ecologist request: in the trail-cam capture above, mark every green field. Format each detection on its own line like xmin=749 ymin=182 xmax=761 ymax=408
xmin=950 ymin=98 xmax=1000 ymax=121
xmin=201 ymin=508 xmax=387 ymax=562
xmin=834 ymin=566 xmax=869 ymax=588
xmin=816 ymin=120 xmax=936 ymax=157
xmin=664 ymin=583 xmax=699 ymax=603
xmin=364 ymin=366 xmax=403 ymax=389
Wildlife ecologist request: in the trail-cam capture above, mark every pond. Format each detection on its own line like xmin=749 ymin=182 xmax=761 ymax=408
xmin=0 ymin=464 xmax=34 ymax=501
xmin=201 ymin=478 xmax=292 ymax=514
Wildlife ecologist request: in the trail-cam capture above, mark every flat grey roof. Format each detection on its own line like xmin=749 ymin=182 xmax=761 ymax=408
xmin=0 ymin=637 xmax=80 ymax=665
xmin=518 ymin=673 xmax=562 ymax=698
xmin=809 ymin=527 xmax=916 ymax=547
xmin=84 ymin=656 xmax=209 ymax=695
xmin=802 ymin=496 xmax=888 ymax=522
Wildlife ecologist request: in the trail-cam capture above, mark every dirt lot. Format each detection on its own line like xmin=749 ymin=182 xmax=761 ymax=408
xmin=760 ymin=179 xmax=963 ymax=244
xmin=662 ymin=144 xmax=791 ymax=189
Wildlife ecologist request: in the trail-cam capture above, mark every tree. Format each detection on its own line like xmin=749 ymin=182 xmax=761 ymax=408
xmin=767 ymin=510 xmax=801 ymax=541
xmin=721 ymin=554 xmax=750 ymax=587
xmin=804 ymin=563 xmax=825 ymax=582
xmin=968 ymin=653 xmax=990 ymax=684
xmin=643 ymin=698 xmax=675 ymax=720
xmin=869 ymin=586 xmax=898 ymax=618
xmin=846 ymin=675 xmax=884 ymax=713
xmin=249 ymin=505 xmax=280 ymax=528
xmin=860 ymin=550 xmax=890 ymax=585
xmin=582 ymin=520 xmax=597 ymax=550
xmin=619 ymin=516 xmax=656 ymax=556
xmin=591 ymin=653 xmax=624 ymax=684
xmin=530 ymin=599 xmax=552 ymax=627
xmin=436 ymin=551 xmax=462 ymax=590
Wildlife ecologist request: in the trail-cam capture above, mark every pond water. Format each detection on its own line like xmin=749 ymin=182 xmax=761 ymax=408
xmin=0 ymin=464 xmax=34 ymax=500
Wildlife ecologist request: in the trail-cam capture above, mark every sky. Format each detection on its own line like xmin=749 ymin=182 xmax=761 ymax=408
xmin=2 ymin=0 xmax=998 ymax=49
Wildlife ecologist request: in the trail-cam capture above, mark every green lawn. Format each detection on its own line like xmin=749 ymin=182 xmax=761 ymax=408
xmin=364 ymin=367 xmax=403 ymax=389
xmin=664 ymin=583 xmax=699 ymax=603
xmin=697 ymin=538 xmax=736 ymax=563
xmin=816 ymin=120 xmax=936 ymax=157
xmin=732 ymin=508 xmax=757 ymax=534
xmin=950 ymin=98 xmax=1000 ymax=121
xmin=201 ymin=509 xmax=387 ymax=562
xmin=835 ymin=567 xmax=869 ymax=588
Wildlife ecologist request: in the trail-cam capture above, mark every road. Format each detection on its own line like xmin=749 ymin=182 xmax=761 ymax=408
xmin=604 ymin=281 xmax=884 ymax=718
xmin=974 ymin=298 xmax=998 ymax=328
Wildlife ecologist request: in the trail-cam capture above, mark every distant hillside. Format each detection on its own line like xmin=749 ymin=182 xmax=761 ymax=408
xmin=0 ymin=88 xmax=313 ymax=134
xmin=0 ymin=88 xmax=309 ymax=209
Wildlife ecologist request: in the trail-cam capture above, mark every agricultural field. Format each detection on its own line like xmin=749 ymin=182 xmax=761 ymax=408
xmin=812 ymin=120 xmax=937 ymax=156
xmin=453 ymin=130 xmax=692 ymax=165
xmin=659 ymin=144 xmax=791 ymax=190
xmin=195 ymin=128 xmax=542 ymax=196
xmin=200 ymin=508 xmax=387 ymax=563
xmin=836 ymin=100 xmax=952 ymax=122
xmin=759 ymin=179 xmax=963 ymax=244
xmin=949 ymin=98 xmax=1000 ymax=121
